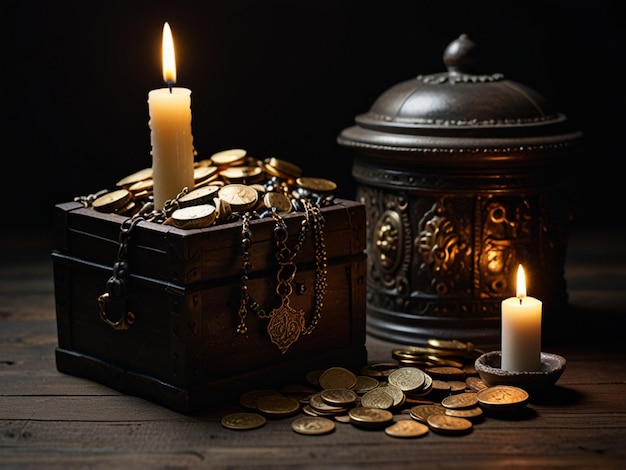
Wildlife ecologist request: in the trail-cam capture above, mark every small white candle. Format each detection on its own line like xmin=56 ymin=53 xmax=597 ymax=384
xmin=148 ymin=22 xmax=195 ymax=210
xmin=501 ymin=264 xmax=542 ymax=372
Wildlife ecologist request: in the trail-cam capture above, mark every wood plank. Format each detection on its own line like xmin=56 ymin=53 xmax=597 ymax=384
xmin=0 ymin=255 xmax=55 ymax=321
xmin=0 ymin=320 xmax=57 ymax=343
xmin=0 ymin=450 xmax=620 ymax=470
xmin=1 ymin=381 xmax=624 ymax=421
xmin=0 ymin=294 xmax=56 ymax=321
xmin=0 ymin=420 xmax=624 ymax=468
xmin=0 ymin=371 xmax=123 ymax=396
xmin=0 ymin=396 xmax=187 ymax=421
xmin=0 ymin=341 xmax=57 ymax=372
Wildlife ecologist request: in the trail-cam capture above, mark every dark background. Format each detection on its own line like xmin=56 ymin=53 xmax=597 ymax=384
xmin=2 ymin=0 xmax=624 ymax=233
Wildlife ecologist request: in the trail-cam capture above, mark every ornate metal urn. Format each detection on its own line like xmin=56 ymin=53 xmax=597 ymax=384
xmin=338 ymin=34 xmax=582 ymax=346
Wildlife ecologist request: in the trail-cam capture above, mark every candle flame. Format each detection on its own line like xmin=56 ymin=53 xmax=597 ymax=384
xmin=516 ymin=264 xmax=527 ymax=300
xmin=162 ymin=22 xmax=176 ymax=85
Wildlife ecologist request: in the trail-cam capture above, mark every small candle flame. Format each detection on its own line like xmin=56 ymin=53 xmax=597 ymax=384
xmin=162 ymin=22 xmax=176 ymax=88
xmin=516 ymin=264 xmax=527 ymax=302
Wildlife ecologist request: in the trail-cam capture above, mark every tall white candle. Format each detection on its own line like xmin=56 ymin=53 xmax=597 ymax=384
xmin=148 ymin=22 xmax=195 ymax=210
xmin=501 ymin=264 xmax=542 ymax=372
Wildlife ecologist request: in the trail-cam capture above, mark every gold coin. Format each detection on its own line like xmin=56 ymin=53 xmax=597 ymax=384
xmin=256 ymin=395 xmax=301 ymax=418
xmin=441 ymin=392 xmax=478 ymax=410
xmin=426 ymin=356 xmax=464 ymax=368
xmin=406 ymin=372 xmax=433 ymax=397
xmin=353 ymin=375 xmax=380 ymax=394
xmin=476 ymin=385 xmax=529 ymax=412
xmin=308 ymin=392 xmax=349 ymax=414
xmin=263 ymin=157 xmax=303 ymax=179
xmin=127 ymin=179 xmax=154 ymax=194
xmin=305 ymin=369 xmax=324 ymax=387
xmin=263 ymin=192 xmax=293 ymax=215
xmin=220 ymin=165 xmax=263 ymax=183
xmin=296 ymin=176 xmax=337 ymax=193
xmin=301 ymin=404 xmax=323 ymax=417
xmin=171 ymin=204 xmax=216 ymax=229
xmin=178 ymin=185 xmax=220 ymax=207
xmin=384 ymin=419 xmax=429 ymax=438
xmin=239 ymin=389 xmax=283 ymax=410
xmin=92 ymin=189 xmax=133 ymax=213
xmin=427 ymin=338 xmax=469 ymax=350
xmin=194 ymin=165 xmax=218 ymax=182
xmin=360 ymin=362 xmax=398 ymax=378
xmin=221 ymin=412 xmax=267 ymax=430
xmin=425 ymin=366 xmax=466 ymax=380
xmin=334 ymin=414 xmax=351 ymax=424
xmin=320 ymin=388 xmax=358 ymax=407
xmin=444 ymin=406 xmax=484 ymax=421
xmin=291 ymin=416 xmax=336 ymax=435
xmin=409 ymin=404 xmax=447 ymax=423
xmin=116 ymin=167 xmax=153 ymax=187
xmin=392 ymin=346 xmax=436 ymax=359
xmin=448 ymin=380 xmax=468 ymax=393
xmin=397 ymin=358 xmax=438 ymax=368
xmin=465 ymin=376 xmax=489 ymax=392
xmin=404 ymin=396 xmax=436 ymax=406
xmin=348 ymin=406 xmax=393 ymax=429
xmin=306 ymin=404 xmax=345 ymax=418
xmin=387 ymin=367 xmax=426 ymax=392
xmin=210 ymin=148 xmax=247 ymax=167
xmin=117 ymin=201 xmax=136 ymax=216
xmin=393 ymin=347 xmax=471 ymax=361
xmin=250 ymin=183 xmax=266 ymax=194
xmin=318 ymin=367 xmax=357 ymax=390
xmin=427 ymin=414 xmax=473 ymax=435
xmin=218 ymin=184 xmax=259 ymax=212
xmin=360 ymin=388 xmax=395 ymax=410
xmin=429 ymin=379 xmax=451 ymax=394
xmin=195 ymin=158 xmax=214 ymax=167
xmin=375 ymin=384 xmax=405 ymax=408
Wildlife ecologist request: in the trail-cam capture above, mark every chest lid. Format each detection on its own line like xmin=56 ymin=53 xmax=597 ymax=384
xmin=53 ymin=199 xmax=365 ymax=287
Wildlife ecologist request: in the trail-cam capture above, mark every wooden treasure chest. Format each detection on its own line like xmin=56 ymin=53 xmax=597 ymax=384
xmin=52 ymin=185 xmax=367 ymax=414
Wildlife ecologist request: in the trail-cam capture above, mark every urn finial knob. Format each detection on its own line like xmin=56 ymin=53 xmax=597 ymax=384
xmin=443 ymin=34 xmax=479 ymax=74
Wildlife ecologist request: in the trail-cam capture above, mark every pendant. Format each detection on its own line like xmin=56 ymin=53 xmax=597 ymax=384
xmin=267 ymin=302 xmax=305 ymax=354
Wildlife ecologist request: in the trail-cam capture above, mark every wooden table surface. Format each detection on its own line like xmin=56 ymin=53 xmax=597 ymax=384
xmin=1 ymin=226 xmax=625 ymax=469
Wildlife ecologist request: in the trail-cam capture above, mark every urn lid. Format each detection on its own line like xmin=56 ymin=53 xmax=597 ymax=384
xmin=338 ymin=34 xmax=582 ymax=166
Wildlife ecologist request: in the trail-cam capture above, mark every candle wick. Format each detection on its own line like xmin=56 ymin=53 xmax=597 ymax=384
xmin=166 ymin=81 xmax=173 ymax=93
xmin=518 ymin=296 xmax=523 ymax=305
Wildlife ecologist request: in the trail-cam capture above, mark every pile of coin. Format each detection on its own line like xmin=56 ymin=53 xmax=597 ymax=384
xmin=77 ymin=148 xmax=338 ymax=229
xmin=220 ymin=339 xmax=531 ymax=438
